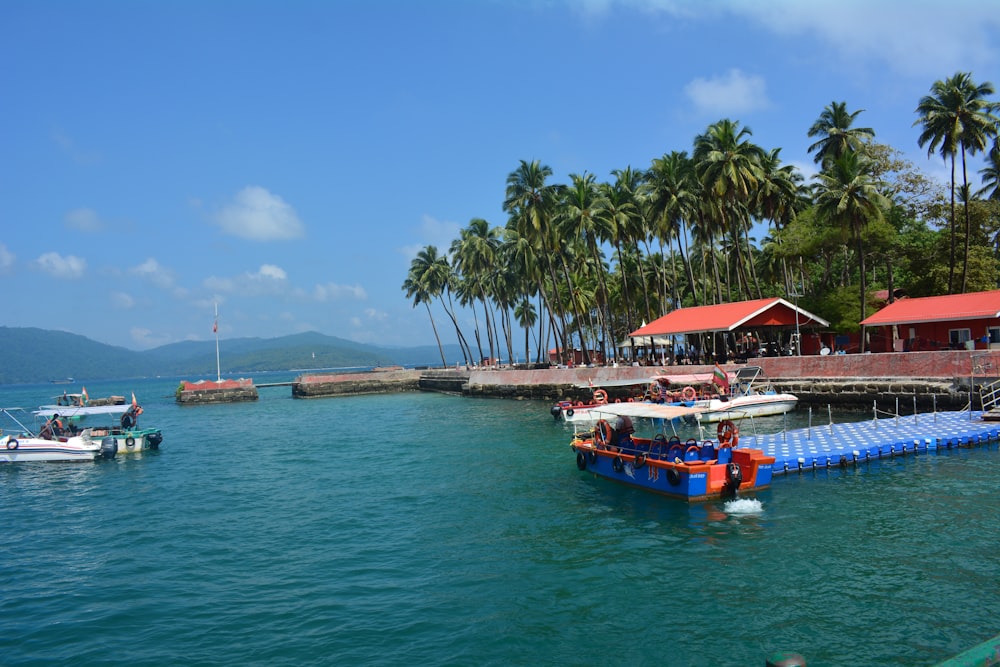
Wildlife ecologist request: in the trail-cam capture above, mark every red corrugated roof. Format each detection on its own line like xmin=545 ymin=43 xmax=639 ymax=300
xmin=629 ymin=298 xmax=830 ymax=337
xmin=860 ymin=289 xmax=1000 ymax=326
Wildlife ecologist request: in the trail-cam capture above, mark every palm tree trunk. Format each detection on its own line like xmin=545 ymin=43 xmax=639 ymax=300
xmin=961 ymin=144 xmax=971 ymax=293
xmin=424 ymin=302 xmax=447 ymax=367
xmin=948 ymin=155 xmax=957 ymax=294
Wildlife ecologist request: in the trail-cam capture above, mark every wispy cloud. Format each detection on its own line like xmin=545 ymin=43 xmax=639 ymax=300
xmin=684 ymin=69 xmax=770 ymax=116
xmin=313 ymin=282 xmax=367 ymax=301
xmin=51 ymin=129 xmax=101 ymax=165
xmin=0 ymin=243 xmax=14 ymax=272
xmin=399 ymin=214 xmax=462 ymax=262
xmin=204 ymin=264 xmax=290 ymax=295
xmin=34 ymin=252 xmax=86 ymax=279
xmin=214 ymin=186 xmax=305 ymax=241
xmin=65 ymin=207 xmax=105 ymax=232
xmin=130 ymin=257 xmax=176 ymax=289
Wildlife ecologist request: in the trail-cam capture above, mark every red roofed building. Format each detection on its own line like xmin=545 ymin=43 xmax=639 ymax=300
xmin=629 ymin=298 xmax=830 ymax=358
xmin=860 ymin=289 xmax=1000 ymax=352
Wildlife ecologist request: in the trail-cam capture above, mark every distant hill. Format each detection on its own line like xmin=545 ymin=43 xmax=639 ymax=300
xmin=0 ymin=327 xmax=462 ymax=384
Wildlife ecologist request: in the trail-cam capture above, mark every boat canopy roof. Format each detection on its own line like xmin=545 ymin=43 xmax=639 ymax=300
xmin=34 ymin=404 xmax=129 ymax=418
xmin=583 ymin=402 xmax=707 ymax=421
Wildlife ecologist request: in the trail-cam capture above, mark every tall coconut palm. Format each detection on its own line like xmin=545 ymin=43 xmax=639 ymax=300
xmin=977 ymin=144 xmax=1000 ymax=201
xmin=693 ymin=119 xmax=766 ymax=300
xmin=402 ymin=246 xmax=451 ymax=367
xmin=813 ymin=151 xmax=890 ymax=351
xmin=503 ymin=160 xmax=571 ymax=361
xmin=450 ymin=218 xmax=501 ymax=364
xmin=642 ymin=151 xmax=700 ymax=306
xmin=558 ymin=172 xmax=613 ymax=362
xmin=914 ymin=72 xmax=1000 ymax=293
xmin=807 ymin=101 xmax=875 ymax=168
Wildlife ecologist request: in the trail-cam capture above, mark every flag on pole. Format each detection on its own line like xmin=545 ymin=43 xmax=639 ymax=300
xmin=131 ymin=392 xmax=138 ymax=408
xmin=712 ymin=364 xmax=730 ymax=392
xmin=82 ymin=386 xmax=89 ymax=404
xmin=213 ymin=319 xmax=218 ymax=333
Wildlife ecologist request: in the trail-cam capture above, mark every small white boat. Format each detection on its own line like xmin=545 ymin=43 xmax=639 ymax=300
xmin=651 ymin=366 xmax=798 ymax=423
xmin=0 ymin=408 xmax=102 ymax=463
xmin=34 ymin=398 xmax=163 ymax=456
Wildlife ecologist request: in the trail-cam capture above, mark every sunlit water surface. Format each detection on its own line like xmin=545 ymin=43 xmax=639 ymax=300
xmin=2 ymin=376 xmax=998 ymax=666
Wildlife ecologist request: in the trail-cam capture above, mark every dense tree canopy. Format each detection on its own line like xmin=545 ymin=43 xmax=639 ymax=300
xmin=404 ymin=73 xmax=1000 ymax=365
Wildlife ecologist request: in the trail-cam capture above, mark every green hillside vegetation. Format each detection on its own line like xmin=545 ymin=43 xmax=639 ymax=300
xmin=0 ymin=327 xmax=460 ymax=384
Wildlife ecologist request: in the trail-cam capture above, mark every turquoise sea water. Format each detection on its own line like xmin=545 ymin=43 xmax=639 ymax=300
xmin=2 ymin=376 xmax=999 ymax=667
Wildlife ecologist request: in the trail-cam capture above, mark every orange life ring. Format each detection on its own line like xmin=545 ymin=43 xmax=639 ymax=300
xmin=648 ymin=382 xmax=661 ymax=397
xmin=594 ymin=419 xmax=613 ymax=449
xmin=717 ymin=419 xmax=738 ymax=447
xmin=682 ymin=386 xmax=697 ymax=401
xmin=593 ymin=389 xmax=608 ymax=405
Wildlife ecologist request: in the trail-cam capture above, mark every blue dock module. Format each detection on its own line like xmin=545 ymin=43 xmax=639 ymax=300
xmin=737 ymin=411 xmax=1000 ymax=475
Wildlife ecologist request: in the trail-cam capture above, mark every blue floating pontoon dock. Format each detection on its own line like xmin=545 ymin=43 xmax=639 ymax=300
xmin=738 ymin=410 xmax=1000 ymax=475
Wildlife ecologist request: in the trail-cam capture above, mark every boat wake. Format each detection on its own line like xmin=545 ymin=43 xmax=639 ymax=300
xmin=723 ymin=498 xmax=763 ymax=515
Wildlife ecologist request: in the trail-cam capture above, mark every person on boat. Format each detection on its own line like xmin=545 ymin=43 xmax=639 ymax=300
xmin=613 ymin=414 xmax=635 ymax=449
xmin=40 ymin=413 xmax=63 ymax=440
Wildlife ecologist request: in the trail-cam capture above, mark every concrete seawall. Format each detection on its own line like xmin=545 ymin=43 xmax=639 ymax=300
xmin=288 ymin=350 xmax=1000 ymax=410
xmin=464 ymin=350 xmax=1000 ymax=410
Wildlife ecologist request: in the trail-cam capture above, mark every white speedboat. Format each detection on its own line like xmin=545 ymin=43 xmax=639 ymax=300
xmin=651 ymin=366 xmax=797 ymax=423
xmin=0 ymin=408 xmax=103 ymax=463
xmin=34 ymin=398 xmax=163 ymax=456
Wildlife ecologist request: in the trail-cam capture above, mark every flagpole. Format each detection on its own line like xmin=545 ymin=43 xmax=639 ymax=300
xmin=215 ymin=303 xmax=221 ymax=382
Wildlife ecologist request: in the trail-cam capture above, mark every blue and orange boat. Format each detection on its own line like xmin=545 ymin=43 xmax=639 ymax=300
xmin=569 ymin=402 xmax=775 ymax=501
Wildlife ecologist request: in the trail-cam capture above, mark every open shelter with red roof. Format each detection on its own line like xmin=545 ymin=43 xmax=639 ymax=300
xmin=628 ymin=298 xmax=830 ymax=359
xmin=859 ymin=289 xmax=1000 ymax=352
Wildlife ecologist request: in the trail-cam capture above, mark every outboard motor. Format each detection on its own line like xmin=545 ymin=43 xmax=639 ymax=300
xmin=722 ymin=461 xmax=743 ymax=499
xmin=550 ymin=405 xmax=562 ymax=420
xmin=100 ymin=436 xmax=118 ymax=459
xmin=147 ymin=432 xmax=163 ymax=450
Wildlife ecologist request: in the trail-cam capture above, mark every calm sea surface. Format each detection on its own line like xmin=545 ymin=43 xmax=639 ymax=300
xmin=1 ymin=375 xmax=998 ymax=666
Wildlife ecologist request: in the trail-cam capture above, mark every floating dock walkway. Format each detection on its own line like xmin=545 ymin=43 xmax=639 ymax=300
xmin=739 ymin=410 xmax=1000 ymax=475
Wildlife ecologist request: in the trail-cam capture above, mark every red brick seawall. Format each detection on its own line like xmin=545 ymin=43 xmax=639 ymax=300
xmin=468 ymin=350 xmax=1000 ymax=388
xmin=465 ymin=350 xmax=1000 ymax=408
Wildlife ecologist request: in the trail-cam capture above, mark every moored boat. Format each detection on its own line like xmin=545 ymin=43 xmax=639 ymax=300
xmin=569 ymin=402 xmax=776 ymax=501
xmin=1 ymin=408 xmax=103 ymax=463
xmin=34 ymin=394 xmax=163 ymax=456
xmin=650 ymin=366 xmax=797 ymax=423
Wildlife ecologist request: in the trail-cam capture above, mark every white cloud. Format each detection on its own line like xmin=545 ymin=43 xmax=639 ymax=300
xmin=364 ymin=308 xmax=388 ymax=321
xmin=130 ymin=257 xmax=175 ymax=289
xmin=214 ymin=186 xmax=305 ymax=241
xmin=112 ymin=291 xmax=135 ymax=309
xmin=203 ymin=264 xmax=290 ymax=296
xmin=313 ymin=282 xmax=367 ymax=301
xmin=0 ymin=243 xmax=14 ymax=271
xmin=684 ymin=69 xmax=770 ymax=116
xmin=34 ymin=252 xmax=86 ymax=279
xmin=736 ymin=0 xmax=1000 ymax=77
xmin=65 ymin=207 xmax=105 ymax=232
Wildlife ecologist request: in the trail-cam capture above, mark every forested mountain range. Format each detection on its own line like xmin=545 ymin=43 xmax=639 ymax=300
xmin=0 ymin=327 xmax=459 ymax=384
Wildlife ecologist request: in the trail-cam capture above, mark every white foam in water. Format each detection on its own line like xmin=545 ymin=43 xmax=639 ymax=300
xmin=724 ymin=498 xmax=763 ymax=514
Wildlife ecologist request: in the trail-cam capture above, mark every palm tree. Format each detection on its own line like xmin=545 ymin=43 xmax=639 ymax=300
xmin=558 ymin=172 xmax=612 ymax=362
xmin=503 ymin=160 xmax=571 ymax=361
xmin=693 ymin=119 xmax=766 ymax=300
xmin=914 ymin=72 xmax=1000 ymax=293
xmin=977 ymin=144 xmax=1000 ymax=201
xmin=807 ymin=101 xmax=875 ymax=168
xmin=402 ymin=246 xmax=450 ymax=367
xmin=642 ymin=151 xmax=700 ymax=306
xmin=450 ymin=218 xmax=501 ymax=364
xmin=813 ymin=151 xmax=889 ymax=351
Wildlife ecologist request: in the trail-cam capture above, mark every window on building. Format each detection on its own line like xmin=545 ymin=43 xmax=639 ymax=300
xmin=989 ymin=327 xmax=1000 ymax=344
xmin=949 ymin=328 xmax=972 ymax=346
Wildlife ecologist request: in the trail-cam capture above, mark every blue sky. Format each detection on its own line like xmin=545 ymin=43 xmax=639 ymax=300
xmin=2 ymin=0 xmax=998 ymax=351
